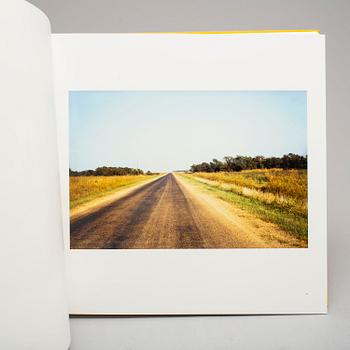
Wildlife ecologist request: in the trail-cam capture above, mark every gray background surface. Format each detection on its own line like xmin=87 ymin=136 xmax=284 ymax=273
xmin=28 ymin=0 xmax=350 ymax=349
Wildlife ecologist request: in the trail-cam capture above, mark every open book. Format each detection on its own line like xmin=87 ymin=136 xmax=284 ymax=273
xmin=1 ymin=1 xmax=327 ymax=349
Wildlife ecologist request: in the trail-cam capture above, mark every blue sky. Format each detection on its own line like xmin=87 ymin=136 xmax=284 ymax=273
xmin=69 ymin=91 xmax=307 ymax=172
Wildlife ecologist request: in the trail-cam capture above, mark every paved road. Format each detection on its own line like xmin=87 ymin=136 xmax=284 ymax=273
xmin=70 ymin=173 xmax=256 ymax=249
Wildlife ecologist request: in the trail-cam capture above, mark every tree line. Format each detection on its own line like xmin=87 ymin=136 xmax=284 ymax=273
xmin=69 ymin=166 xmax=157 ymax=176
xmin=189 ymin=153 xmax=307 ymax=173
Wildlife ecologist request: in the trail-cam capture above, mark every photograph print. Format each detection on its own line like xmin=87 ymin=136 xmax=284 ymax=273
xmin=69 ymin=91 xmax=307 ymax=249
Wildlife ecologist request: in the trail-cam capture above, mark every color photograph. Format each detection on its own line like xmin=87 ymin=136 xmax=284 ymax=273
xmin=69 ymin=91 xmax=307 ymax=249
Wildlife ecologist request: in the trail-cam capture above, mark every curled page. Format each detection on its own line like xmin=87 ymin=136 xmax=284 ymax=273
xmin=0 ymin=1 xmax=69 ymax=348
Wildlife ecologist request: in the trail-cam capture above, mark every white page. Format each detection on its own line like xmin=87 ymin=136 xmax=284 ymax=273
xmin=0 ymin=1 xmax=70 ymax=348
xmin=53 ymin=32 xmax=326 ymax=315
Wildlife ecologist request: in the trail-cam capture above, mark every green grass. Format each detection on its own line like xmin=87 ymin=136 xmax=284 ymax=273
xmin=179 ymin=173 xmax=308 ymax=242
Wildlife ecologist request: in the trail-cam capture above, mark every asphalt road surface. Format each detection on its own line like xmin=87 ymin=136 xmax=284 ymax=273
xmin=70 ymin=173 xmax=287 ymax=249
xmin=70 ymin=174 xmax=301 ymax=249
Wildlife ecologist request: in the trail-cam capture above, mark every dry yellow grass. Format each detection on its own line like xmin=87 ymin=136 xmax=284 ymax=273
xmin=181 ymin=169 xmax=308 ymax=241
xmin=70 ymin=175 xmax=156 ymax=209
xmin=187 ymin=169 xmax=307 ymax=216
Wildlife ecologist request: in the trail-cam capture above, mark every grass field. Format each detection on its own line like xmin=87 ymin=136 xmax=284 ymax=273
xmin=70 ymin=175 xmax=158 ymax=209
xmin=180 ymin=169 xmax=308 ymax=242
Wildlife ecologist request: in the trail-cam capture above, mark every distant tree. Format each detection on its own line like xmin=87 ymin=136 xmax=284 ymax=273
xmin=223 ymin=156 xmax=236 ymax=171
xmin=189 ymin=154 xmax=307 ymax=173
xmin=210 ymin=158 xmax=224 ymax=172
xmin=252 ymin=156 xmax=265 ymax=169
xmin=69 ymin=166 xmax=146 ymax=176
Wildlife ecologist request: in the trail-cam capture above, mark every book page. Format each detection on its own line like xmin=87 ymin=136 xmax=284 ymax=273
xmin=0 ymin=1 xmax=70 ymax=348
xmin=52 ymin=32 xmax=326 ymax=314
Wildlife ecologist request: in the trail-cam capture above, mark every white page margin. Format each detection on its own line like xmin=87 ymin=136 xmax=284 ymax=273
xmin=52 ymin=33 xmax=326 ymax=315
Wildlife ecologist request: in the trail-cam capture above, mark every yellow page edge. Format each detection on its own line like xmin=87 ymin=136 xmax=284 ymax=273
xmin=141 ymin=29 xmax=320 ymax=34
